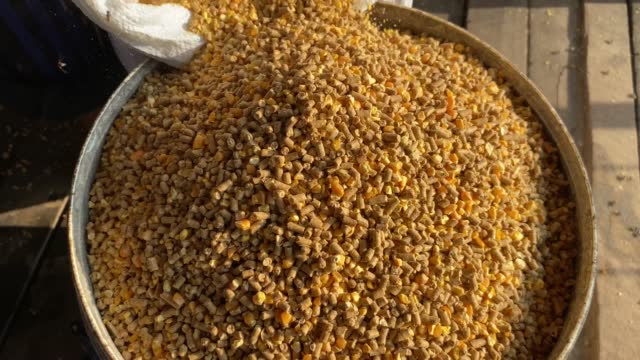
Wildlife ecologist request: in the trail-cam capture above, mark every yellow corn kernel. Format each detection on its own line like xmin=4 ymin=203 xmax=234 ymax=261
xmin=444 ymin=204 xmax=457 ymax=215
xmin=486 ymin=286 xmax=496 ymax=299
xmin=488 ymin=322 xmax=500 ymax=334
xmin=398 ymin=294 xmax=410 ymax=304
xmin=332 ymin=138 xmax=342 ymax=151
xmin=360 ymin=162 xmax=373 ymax=175
xmin=388 ymin=161 xmax=403 ymax=172
xmin=364 ymin=187 xmax=378 ymax=200
xmin=506 ymin=209 xmax=520 ymax=220
xmin=235 ymin=219 xmax=251 ymax=231
xmin=192 ymin=133 xmax=206 ymax=150
xmin=465 ymin=304 xmax=474 ymax=316
xmin=351 ymin=292 xmax=360 ymax=303
xmin=336 ymin=336 xmax=347 ymax=350
xmin=252 ymin=291 xmax=266 ymax=305
xmin=430 ymin=324 xmax=451 ymax=337
xmin=452 ymin=285 xmax=465 ymax=296
xmin=264 ymin=294 xmax=274 ymax=305
xmin=464 ymin=201 xmax=474 ymax=213
xmin=446 ymin=90 xmax=455 ymax=116
xmin=379 ymin=153 xmax=391 ymax=165
xmin=278 ymin=310 xmax=294 ymax=327
xmin=396 ymin=175 xmax=408 ymax=191
xmin=311 ymin=183 xmax=323 ymax=193
xmin=492 ymin=187 xmax=506 ymax=200
xmin=478 ymin=278 xmax=489 ymax=293
xmin=440 ymin=325 xmax=451 ymax=337
xmin=282 ymin=259 xmax=294 ymax=269
xmin=487 ymin=333 xmax=497 ymax=347
xmin=400 ymin=89 xmax=410 ymax=102
xmin=472 ymin=232 xmax=485 ymax=248
xmin=243 ymin=313 xmax=256 ymax=326
xmin=513 ymin=231 xmax=524 ymax=241
xmin=319 ymin=273 xmax=331 ymax=285
xmin=330 ymin=177 xmax=345 ymax=197
xmin=332 ymin=272 xmax=343 ymax=283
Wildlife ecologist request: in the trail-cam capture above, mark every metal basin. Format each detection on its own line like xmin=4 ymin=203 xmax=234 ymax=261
xmin=69 ymin=4 xmax=596 ymax=359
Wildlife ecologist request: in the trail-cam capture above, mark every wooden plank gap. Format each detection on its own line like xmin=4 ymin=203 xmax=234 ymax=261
xmin=584 ymin=1 xmax=640 ymax=357
xmin=629 ymin=0 xmax=640 ymax=171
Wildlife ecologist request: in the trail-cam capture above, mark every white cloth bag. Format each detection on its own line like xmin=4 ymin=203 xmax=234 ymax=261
xmin=72 ymin=0 xmax=413 ymax=71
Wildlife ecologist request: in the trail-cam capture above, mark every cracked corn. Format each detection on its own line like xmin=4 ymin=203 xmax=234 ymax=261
xmin=86 ymin=1 xmax=577 ymax=359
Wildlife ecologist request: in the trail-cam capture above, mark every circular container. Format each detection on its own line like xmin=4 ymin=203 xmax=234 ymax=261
xmin=69 ymin=4 xmax=596 ymax=359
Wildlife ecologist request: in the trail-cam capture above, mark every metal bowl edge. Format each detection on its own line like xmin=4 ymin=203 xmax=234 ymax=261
xmin=69 ymin=60 xmax=158 ymax=360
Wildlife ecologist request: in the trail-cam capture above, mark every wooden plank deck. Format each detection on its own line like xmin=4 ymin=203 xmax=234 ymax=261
xmin=1 ymin=1 xmax=640 ymax=358
xmin=529 ymin=0 xmax=586 ymax=151
xmin=584 ymin=1 xmax=640 ymax=358
xmin=466 ymin=0 xmax=529 ymax=73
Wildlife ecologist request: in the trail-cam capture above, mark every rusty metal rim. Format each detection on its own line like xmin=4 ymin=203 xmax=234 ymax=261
xmin=69 ymin=4 xmax=596 ymax=359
